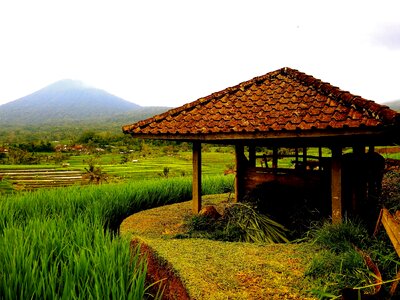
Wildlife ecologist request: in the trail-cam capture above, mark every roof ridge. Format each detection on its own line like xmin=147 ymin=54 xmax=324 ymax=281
xmin=282 ymin=67 xmax=399 ymax=124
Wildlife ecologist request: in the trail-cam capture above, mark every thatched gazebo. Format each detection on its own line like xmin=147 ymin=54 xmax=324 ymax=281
xmin=123 ymin=67 xmax=400 ymax=223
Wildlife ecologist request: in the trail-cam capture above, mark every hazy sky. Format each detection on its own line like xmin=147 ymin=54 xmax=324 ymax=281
xmin=0 ymin=0 xmax=399 ymax=107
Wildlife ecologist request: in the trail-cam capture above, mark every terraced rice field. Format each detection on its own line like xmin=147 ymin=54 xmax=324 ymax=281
xmin=0 ymin=168 xmax=83 ymax=190
xmin=0 ymin=151 xmax=236 ymax=191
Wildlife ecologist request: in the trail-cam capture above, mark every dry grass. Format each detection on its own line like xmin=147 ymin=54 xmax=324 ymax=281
xmin=120 ymin=194 xmax=318 ymax=299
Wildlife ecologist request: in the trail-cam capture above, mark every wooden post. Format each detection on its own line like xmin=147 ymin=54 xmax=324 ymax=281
xmin=318 ymin=147 xmax=322 ymax=171
xmin=235 ymin=144 xmax=245 ymax=203
xmin=331 ymin=147 xmax=343 ymax=223
xmin=272 ymin=147 xmax=278 ymax=169
xmin=352 ymin=146 xmax=366 ymax=214
xmin=369 ymin=145 xmax=375 ymax=153
xmin=249 ymin=145 xmax=256 ymax=167
xmin=192 ymin=142 xmax=202 ymax=214
xmin=353 ymin=145 xmax=365 ymax=154
xmin=302 ymin=147 xmax=307 ymax=164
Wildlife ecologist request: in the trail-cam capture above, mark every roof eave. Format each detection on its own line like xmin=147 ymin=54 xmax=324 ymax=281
xmin=124 ymin=126 xmax=400 ymax=146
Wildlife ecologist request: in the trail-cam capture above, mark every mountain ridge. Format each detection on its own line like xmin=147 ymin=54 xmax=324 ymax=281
xmin=0 ymin=79 xmax=166 ymax=125
xmin=383 ymin=99 xmax=400 ymax=112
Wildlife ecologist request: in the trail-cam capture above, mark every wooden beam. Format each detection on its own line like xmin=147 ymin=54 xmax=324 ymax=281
xmin=125 ymin=128 xmax=395 ymax=146
xmin=235 ymin=145 xmax=246 ymax=203
xmin=192 ymin=142 xmax=202 ymax=214
xmin=331 ymin=147 xmax=343 ymax=223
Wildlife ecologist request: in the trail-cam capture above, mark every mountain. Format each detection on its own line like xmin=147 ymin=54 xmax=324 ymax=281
xmin=383 ymin=99 xmax=400 ymax=112
xmin=0 ymin=79 xmax=150 ymax=125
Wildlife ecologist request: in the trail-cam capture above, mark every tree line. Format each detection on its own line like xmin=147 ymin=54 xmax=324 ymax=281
xmin=0 ymin=128 xmax=191 ymax=165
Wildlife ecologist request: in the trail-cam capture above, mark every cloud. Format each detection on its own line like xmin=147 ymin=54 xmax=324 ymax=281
xmin=372 ymin=22 xmax=400 ymax=50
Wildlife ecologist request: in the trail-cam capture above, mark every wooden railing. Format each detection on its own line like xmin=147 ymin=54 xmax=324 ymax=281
xmin=243 ymin=166 xmax=323 ymax=191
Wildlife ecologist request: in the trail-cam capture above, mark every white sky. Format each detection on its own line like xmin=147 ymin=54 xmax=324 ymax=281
xmin=0 ymin=0 xmax=399 ymax=107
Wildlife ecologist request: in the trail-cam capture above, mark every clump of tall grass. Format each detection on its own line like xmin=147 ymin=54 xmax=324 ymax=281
xmin=306 ymin=219 xmax=370 ymax=252
xmin=222 ymin=203 xmax=289 ymax=243
xmin=305 ymin=219 xmax=400 ymax=298
xmin=182 ymin=202 xmax=288 ymax=243
xmin=306 ymin=247 xmax=376 ymax=297
xmin=0 ymin=175 xmax=233 ymax=299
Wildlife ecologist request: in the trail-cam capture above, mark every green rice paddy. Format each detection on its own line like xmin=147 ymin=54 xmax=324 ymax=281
xmin=0 ymin=175 xmax=234 ymax=299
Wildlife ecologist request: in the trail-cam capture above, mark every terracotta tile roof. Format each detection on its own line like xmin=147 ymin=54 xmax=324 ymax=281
xmin=122 ymin=67 xmax=400 ymax=139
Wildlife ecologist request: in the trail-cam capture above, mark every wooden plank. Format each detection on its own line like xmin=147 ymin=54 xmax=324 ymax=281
xmin=381 ymin=208 xmax=400 ymax=257
xmin=331 ymin=147 xmax=343 ymax=224
xmin=192 ymin=142 xmax=202 ymax=214
xmin=374 ymin=208 xmax=400 ymax=296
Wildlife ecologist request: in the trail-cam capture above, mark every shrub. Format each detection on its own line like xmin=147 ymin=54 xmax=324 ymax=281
xmin=380 ymin=170 xmax=400 ymax=212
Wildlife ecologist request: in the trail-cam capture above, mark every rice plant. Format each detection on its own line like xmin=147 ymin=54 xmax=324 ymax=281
xmin=0 ymin=218 xmax=152 ymax=299
xmin=0 ymin=175 xmax=234 ymax=299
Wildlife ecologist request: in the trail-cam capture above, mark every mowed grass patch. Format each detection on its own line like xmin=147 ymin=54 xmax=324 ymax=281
xmin=141 ymin=237 xmax=317 ymax=300
xmin=121 ymin=194 xmax=317 ymax=300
